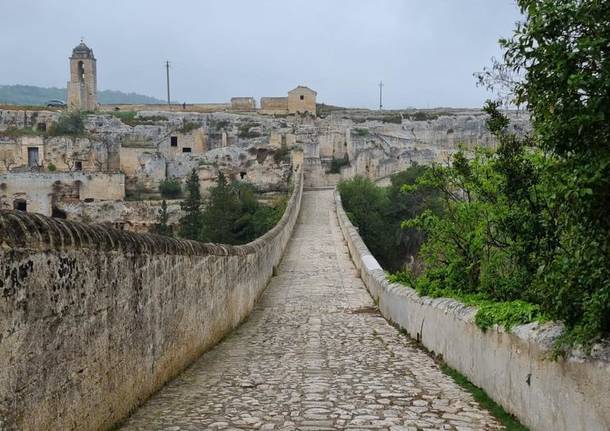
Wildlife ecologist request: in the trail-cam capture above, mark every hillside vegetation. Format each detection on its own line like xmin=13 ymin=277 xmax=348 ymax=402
xmin=0 ymin=84 xmax=164 ymax=105
xmin=340 ymin=0 xmax=610 ymax=351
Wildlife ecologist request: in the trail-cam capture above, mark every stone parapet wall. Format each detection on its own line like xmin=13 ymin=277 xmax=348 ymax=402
xmin=0 ymin=169 xmax=302 ymax=431
xmin=334 ymin=192 xmax=610 ymax=431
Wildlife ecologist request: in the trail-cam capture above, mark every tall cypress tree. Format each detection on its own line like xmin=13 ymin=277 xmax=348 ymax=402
xmin=178 ymin=169 xmax=203 ymax=240
xmin=151 ymin=199 xmax=171 ymax=236
xmin=201 ymin=172 xmax=241 ymax=244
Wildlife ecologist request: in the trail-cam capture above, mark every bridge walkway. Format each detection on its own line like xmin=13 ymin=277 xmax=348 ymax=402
xmin=118 ymin=189 xmax=502 ymax=431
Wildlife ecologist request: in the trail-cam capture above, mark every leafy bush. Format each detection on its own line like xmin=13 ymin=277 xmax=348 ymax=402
xmin=47 ymin=163 xmax=57 ymax=172
xmin=177 ymin=121 xmax=200 ymax=134
xmin=248 ymin=195 xmax=288 ymax=239
xmin=48 ymin=111 xmax=85 ymax=136
xmin=381 ymin=114 xmax=402 ymax=124
xmin=408 ymin=111 xmax=438 ymax=121
xmin=238 ymin=122 xmax=261 ymax=138
xmin=475 ymin=301 xmax=545 ymax=332
xmin=177 ymin=171 xmax=288 ymax=245
xmin=111 ymin=112 xmax=168 ymax=126
xmin=401 ymin=102 xmax=609 ymax=348
xmin=151 ymin=199 xmax=172 ymax=236
xmin=328 ymin=155 xmax=350 ymax=174
xmin=353 ymin=128 xmax=369 ymax=137
xmin=209 ymin=118 xmax=230 ymax=130
xmin=273 ymin=144 xmax=291 ymax=164
xmin=338 ymin=165 xmax=440 ymax=272
xmin=384 ymin=2 xmax=610 ymax=349
xmin=389 ymin=270 xmax=546 ymax=332
xmin=158 ymin=178 xmax=182 ymax=199
xmin=111 ymin=111 xmax=137 ymax=125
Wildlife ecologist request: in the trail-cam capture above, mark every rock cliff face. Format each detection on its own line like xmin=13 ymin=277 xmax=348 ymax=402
xmin=1 ymin=107 xmax=530 ymax=225
xmin=302 ymin=109 xmax=530 ymax=186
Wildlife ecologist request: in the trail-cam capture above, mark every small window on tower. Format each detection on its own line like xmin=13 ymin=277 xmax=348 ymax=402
xmin=170 ymin=136 xmax=178 ymax=146
xmin=300 ymin=95 xmax=304 ymax=100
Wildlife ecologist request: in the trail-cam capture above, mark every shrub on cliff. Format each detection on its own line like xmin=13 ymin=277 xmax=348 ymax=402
xmin=48 ymin=111 xmax=85 ymax=136
xmin=151 ymin=200 xmax=172 ymax=236
xmin=338 ymin=165 xmax=440 ymax=272
xmin=178 ymin=169 xmax=203 ymax=240
xmin=328 ymin=154 xmax=350 ymax=174
xmin=159 ymin=178 xmax=182 ymax=199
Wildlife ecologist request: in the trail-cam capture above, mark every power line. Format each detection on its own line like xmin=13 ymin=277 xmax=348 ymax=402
xmin=165 ymin=61 xmax=171 ymax=106
xmin=379 ymin=81 xmax=383 ymax=111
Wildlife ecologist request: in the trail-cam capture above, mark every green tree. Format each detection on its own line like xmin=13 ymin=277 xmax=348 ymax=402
xmin=500 ymin=0 xmax=610 ymax=345
xmin=338 ymin=166 xmax=441 ymax=273
xmin=158 ymin=178 xmax=182 ymax=199
xmin=179 ymin=170 xmax=203 ymax=240
xmin=151 ymin=200 xmax=171 ymax=236
xmin=338 ymin=176 xmax=392 ymax=267
xmin=200 ymin=172 xmax=242 ymax=244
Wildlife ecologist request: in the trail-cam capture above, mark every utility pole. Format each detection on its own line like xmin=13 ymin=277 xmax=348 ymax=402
xmin=379 ymin=81 xmax=384 ymax=110
xmin=165 ymin=61 xmax=171 ymax=106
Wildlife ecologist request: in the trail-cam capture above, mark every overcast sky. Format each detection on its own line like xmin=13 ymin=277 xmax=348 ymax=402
xmin=0 ymin=0 xmax=521 ymax=109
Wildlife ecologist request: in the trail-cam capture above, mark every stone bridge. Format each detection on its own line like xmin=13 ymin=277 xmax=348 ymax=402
xmin=0 ymin=170 xmax=608 ymax=431
xmin=116 ymin=189 xmax=501 ymax=431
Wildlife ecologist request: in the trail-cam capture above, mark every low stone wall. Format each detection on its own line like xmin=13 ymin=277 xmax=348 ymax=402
xmin=99 ymin=103 xmax=232 ymax=113
xmin=0 ymin=169 xmax=303 ymax=431
xmin=335 ymin=192 xmax=610 ymax=431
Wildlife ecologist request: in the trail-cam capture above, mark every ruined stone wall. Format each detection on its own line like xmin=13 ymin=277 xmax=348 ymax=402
xmin=260 ymin=97 xmax=288 ymax=114
xmin=230 ymin=97 xmax=256 ymax=111
xmin=0 ymin=109 xmax=58 ymax=131
xmin=335 ymin=192 xmax=610 ymax=431
xmin=0 ymin=172 xmax=125 ymax=216
xmin=0 ymin=135 xmax=108 ymax=174
xmin=0 ymin=169 xmax=303 ymax=431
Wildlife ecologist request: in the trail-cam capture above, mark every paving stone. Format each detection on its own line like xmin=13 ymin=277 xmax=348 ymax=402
xmin=118 ymin=190 xmax=504 ymax=430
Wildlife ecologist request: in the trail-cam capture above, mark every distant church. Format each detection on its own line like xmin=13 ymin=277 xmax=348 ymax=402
xmin=67 ymin=41 xmax=97 ymax=111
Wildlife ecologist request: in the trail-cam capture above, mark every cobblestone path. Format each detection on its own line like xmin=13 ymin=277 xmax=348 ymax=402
xmin=119 ymin=190 xmax=503 ymax=431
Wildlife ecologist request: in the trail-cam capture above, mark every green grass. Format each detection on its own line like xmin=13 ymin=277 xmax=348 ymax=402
xmin=387 ymin=272 xmax=547 ymax=332
xmin=440 ymin=364 xmax=529 ymax=431
xmin=110 ymin=111 xmax=137 ymax=124
xmin=110 ymin=111 xmax=168 ymax=126
xmin=177 ymin=121 xmax=200 ymax=134
xmin=353 ymin=128 xmax=369 ymax=137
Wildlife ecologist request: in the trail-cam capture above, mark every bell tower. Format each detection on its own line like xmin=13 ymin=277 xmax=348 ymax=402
xmin=67 ymin=40 xmax=97 ymax=111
